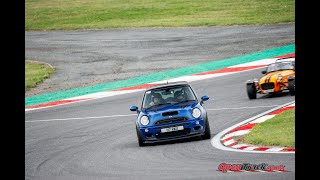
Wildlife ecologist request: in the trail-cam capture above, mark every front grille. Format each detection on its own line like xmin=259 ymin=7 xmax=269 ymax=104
xmin=156 ymin=128 xmax=191 ymax=139
xmin=154 ymin=117 xmax=187 ymax=125
xmin=261 ymin=83 xmax=274 ymax=90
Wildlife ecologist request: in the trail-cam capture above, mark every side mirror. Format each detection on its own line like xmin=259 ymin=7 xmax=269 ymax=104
xmin=201 ymin=95 xmax=209 ymax=101
xmin=261 ymin=70 xmax=267 ymax=74
xmin=130 ymin=106 xmax=138 ymax=112
xmin=200 ymin=95 xmax=209 ymax=105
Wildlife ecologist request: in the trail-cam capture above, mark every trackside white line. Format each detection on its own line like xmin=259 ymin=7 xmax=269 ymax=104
xmin=287 ymin=102 xmax=295 ymax=107
xmin=149 ymin=72 xmax=238 ymax=84
xmin=210 ymin=101 xmax=295 ymax=154
xmin=206 ymin=105 xmax=281 ymax=111
xmin=25 ymin=114 xmax=137 ymax=123
xmin=147 ymin=59 xmax=279 ymax=85
xmin=26 ymin=105 xmax=284 ymax=123
xmin=232 ymin=144 xmax=250 ymax=148
xmin=223 ymin=139 xmax=237 ymax=146
xmin=242 ymin=146 xmax=260 ymax=151
xmin=25 ymin=89 xmax=144 ymax=112
xmin=67 ymin=89 xmax=144 ymax=100
xmin=25 ymin=98 xmax=95 ymax=112
xmin=150 ymin=66 xmax=268 ymax=85
xmin=249 ymin=115 xmax=275 ymax=124
xmin=222 ymin=130 xmax=251 ymax=140
xmin=266 ymin=147 xmax=285 ymax=152
xmin=230 ymin=58 xmax=278 ymax=68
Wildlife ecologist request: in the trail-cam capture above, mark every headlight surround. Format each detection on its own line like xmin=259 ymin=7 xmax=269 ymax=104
xmin=192 ymin=108 xmax=201 ymax=118
xmin=140 ymin=115 xmax=149 ymax=126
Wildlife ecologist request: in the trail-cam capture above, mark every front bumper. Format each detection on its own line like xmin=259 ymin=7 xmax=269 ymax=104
xmin=138 ymin=119 xmax=205 ymax=143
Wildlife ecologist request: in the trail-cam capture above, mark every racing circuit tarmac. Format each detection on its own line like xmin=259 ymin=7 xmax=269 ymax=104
xmin=25 ymin=24 xmax=294 ymax=97
xmin=25 ymin=24 xmax=295 ymax=179
xmin=25 ymin=69 xmax=295 ymax=180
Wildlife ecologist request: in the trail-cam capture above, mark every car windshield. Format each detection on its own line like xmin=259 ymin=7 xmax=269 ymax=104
xmin=266 ymin=61 xmax=294 ymax=73
xmin=142 ymin=85 xmax=197 ymax=109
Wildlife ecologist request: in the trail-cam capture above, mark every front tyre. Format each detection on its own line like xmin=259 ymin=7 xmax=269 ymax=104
xmin=136 ymin=126 xmax=145 ymax=147
xmin=288 ymin=79 xmax=295 ymax=96
xmin=201 ymin=118 xmax=211 ymax=140
xmin=246 ymin=84 xmax=257 ymax=99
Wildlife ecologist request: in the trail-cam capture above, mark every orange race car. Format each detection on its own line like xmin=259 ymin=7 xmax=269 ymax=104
xmin=245 ymin=57 xmax=295 ymax=99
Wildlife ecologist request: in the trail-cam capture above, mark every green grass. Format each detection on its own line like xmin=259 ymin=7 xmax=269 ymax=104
xmin=25 ymin=60 xmax=55 ymax=92
xmin=238 ymin=108 xmax=295 ymax=147
xmin=26 ymin=0 xmax=294 ymax=31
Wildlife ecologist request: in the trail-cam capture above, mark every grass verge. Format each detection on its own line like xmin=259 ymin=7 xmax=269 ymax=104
xmin=25 ymin=60 xmax=55 ymax=92
xmin=235 ymin=108 xmax=295 ymax=147
xmin=26 ymin=0 xmax=294 ymax=31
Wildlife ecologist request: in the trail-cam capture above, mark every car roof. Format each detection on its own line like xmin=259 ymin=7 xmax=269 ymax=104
xmin=146 ymin=81 xmax=190 ymax=91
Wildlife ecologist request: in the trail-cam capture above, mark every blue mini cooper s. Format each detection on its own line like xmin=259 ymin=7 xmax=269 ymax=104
xmin=130 ymin=81 xmax=211 ymax=147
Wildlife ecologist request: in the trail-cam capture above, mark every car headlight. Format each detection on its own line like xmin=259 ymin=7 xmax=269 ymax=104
xmin=277 ymin=75 xmax=283 ymax=82
xmin=192 ymin=108 xmax=201 ymax=118
xmin=140 ymin=115 xmax=149 ymax=126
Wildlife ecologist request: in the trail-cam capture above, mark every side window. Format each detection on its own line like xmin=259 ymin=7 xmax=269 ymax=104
xmin=146 ymin=94 xmax=151 ymax=107
xmin=143 ymin=91 xmax=152 ymax=108
xmin=182 ymin=87 xmax=189 ymax=99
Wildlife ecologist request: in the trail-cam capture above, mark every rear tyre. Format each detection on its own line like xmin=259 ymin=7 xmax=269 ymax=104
xmin=136 ymin=126 xmax=145 ymax=147
xmin=288 ymin=79 xmax=295 ymax=96
xmin=246 ymin=84 xmax=257 ymax=99
xmin=201 ymin=118 xmax=211 ymax=140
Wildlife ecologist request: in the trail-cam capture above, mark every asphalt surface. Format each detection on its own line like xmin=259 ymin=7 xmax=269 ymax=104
xmin=25 ymin=68 xmax=295 ymax=180
xmin=25 ymin=23 xmax=294 ymax=97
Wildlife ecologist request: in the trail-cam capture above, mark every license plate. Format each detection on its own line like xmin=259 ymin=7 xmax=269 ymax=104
xmin=264 ymin=89 xmax=274 ymax=93
xmin=161 ymin=126 xmax=184 ymax=133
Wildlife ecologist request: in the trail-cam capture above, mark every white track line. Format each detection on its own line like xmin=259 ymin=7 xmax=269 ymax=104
xmin=223 ymin=139 xmax=237 ymax=146
xmin=242 ymin=146 xmax=260 ymax=151
xmin=249 ymin=115 xmax=275 ymax=124
xmin=206 ymin=105 xmax=281 ymax=111
xmin=232 ymin=144 xmax=250 ymax=148
xmin=222 ymin=130 xmax=251 ymax=140
xmin=25 ymin=114 xmax=137 ymax=123
xmin=25 ymin=89 xmax=145 ymax=112
xmin=266 ymin=147 xmax=286 ymax=152
xmin=26 ymin=105 xmax=282 ymax=123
